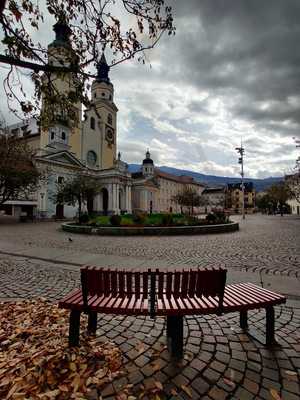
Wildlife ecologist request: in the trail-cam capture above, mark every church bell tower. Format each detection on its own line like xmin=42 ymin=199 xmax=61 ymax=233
xmin=40 ymin=17 xmax=82 ymax=157
xmin=90 ymin=54 xmax=118 ymax=169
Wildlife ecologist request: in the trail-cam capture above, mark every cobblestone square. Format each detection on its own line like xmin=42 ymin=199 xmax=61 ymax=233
xmin=0 ymin=214 xmax=299 ymax=399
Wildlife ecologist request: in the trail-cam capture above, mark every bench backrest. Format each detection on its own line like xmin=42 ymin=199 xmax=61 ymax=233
xmin=81 ymin=266 xmax=227 ymax=314
xmin=81 ymin=266 xmax=149 ymax=303
xmin=153 ymin=268 xmax=226 ymax=299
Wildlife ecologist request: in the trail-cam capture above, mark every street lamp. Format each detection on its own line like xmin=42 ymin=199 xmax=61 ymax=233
xmin=235 ymin=143 xmax=245 ymax=220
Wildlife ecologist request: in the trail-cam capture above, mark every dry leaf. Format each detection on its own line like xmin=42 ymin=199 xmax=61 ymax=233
xmin=170 ymin=388 xmax=178 ymax=396
xmin=223 ymin=378 xmax=235 ymax=388
xmin=284 ymin=370 xmax=297 ymax=376
xmin=181 ymin=384 xmax=192 ymax=398
xmin=270 ymin=388 xmax=282 ymax=400
xmin=151 ymin=362 xmax=161 ymax=372
xmin=154 ymin=381 xmax=163 ymax=391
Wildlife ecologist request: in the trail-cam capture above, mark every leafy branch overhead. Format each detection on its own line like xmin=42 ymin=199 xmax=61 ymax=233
xmin=0 ymin=0 xmax=175 ymax=120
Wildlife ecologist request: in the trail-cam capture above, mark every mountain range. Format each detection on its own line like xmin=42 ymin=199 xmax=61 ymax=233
xmin=128 ymin=164 xmax=283 ymax=192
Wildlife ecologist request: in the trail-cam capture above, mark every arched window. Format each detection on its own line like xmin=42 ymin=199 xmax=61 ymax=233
xmin=87 ymin=150 xmax=97 ymax=167
xmin=102 ymin=92 xmax=105 ymax=97
xmin=107 ymin=113 xmax=112 ymax=125
xmin=61 ymin=131 xmax=66 ymax=141
xmin=57 ymin=176 xmax=64 ymax=184
xmin=90 ymin=117 xmax=95 ymax=130
xmin=51 ymin=131 xmax=55 ymax=140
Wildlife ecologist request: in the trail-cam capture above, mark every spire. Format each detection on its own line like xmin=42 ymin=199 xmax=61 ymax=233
xmin=51 ymin=15 xmax=72 ymax=47
xmin=96 ymin=53 xmax=110 ymax=83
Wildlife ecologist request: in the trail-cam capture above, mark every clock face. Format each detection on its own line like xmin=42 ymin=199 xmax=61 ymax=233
xmin=105 ymin=126 xmax=114 ymax=144
xmin=87 ymin=150 xmax=97 ymax=167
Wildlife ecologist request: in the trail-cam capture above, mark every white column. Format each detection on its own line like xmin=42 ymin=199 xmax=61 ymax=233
xmin=128 ymin=186 xmax=132 ymax=213
xmin=115 ymin=183 xmax=120 ymax=214
xmin=108 ymin=184 xmax=114 ymax=212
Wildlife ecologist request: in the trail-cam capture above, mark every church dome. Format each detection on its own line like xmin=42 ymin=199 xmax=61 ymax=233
xmin=143 ymin=150 xmax=153 ymax=164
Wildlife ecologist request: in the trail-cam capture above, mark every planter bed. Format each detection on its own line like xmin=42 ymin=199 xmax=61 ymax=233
xmin=61 ymin=222 xmax=239 ymax=236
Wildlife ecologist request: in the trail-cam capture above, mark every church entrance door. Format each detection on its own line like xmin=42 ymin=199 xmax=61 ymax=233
xmin=102 ymin=188 xmax=108 ymax=215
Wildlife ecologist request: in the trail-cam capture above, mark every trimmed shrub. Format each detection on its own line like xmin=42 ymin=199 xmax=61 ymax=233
xmin=110 ymin=214 xmax=122 ymax=226
xmin=133 ymin=211 xmax=147 ymax=225
xmin=205 ymin=213 xmax=216 ymax=223
xmin=161 ymin=213 xmax=173 ymax=226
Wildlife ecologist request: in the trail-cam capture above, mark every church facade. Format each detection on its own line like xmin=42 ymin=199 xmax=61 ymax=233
xmin=2 ymin=20 xmax=204 ymax=220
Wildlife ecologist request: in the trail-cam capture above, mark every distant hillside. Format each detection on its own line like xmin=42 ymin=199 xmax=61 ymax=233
xmin=128 ymin=164 xmax=282 ymax=192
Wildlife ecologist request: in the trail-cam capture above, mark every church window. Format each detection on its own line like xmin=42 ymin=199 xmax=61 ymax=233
xmin=57 ymin=176 xmax=64 ymax=184
xmin=102 ymin=92 xmax=105 ymax=97
xmin=87 ymin=150 xmax=97 ymax=167
xmin=61 ymin=131 xmax=66 ymax=141
xmin=51 ymin=131 xmax=55 ymax=140
xmin=90 ymin=117 xmax=95 ymax=130
xmin=94 ymin=92 xmax=97 ymax=98
xmin=107 ymin=113 xmax=112 ymax=125
xmin=109 ymin=94 xmax=112 ymax=100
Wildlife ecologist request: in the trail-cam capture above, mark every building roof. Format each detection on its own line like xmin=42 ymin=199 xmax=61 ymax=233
xmin=155 ymin=169 xmax=204 ymax=186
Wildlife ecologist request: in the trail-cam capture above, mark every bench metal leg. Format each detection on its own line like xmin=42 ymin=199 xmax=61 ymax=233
xmin=167 ymin=316 xmax=183 ymax=359
xmin=240 ymin=310 xmax=248 ymax=330
xmin=266 ymin=306 xmax=276 ymax=346
xmin=88 ymin=311 xmax=97 ymax=334
xmin=69 ymin=310 xmax=81 ymax=347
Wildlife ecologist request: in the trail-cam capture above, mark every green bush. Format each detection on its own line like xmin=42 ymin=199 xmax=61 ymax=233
xmin=120 ymin=216 xmax=135 ymax=226
xmin=95 ymin=216 xmax=110 ymax=226
xmin=161 ymin=213 xmax=173 ymax=226
xmin=205 ymin=213 xmax=216 ymax=223
xmin=78 ymin=213 xmax=89 ymax=224
xmin=206 ymin=210 xmax=228 ymax=224
xmin=133 ymin=211 xmax=147 ymax=225
xmin=110 ymin=214 xmax=122 ymax=226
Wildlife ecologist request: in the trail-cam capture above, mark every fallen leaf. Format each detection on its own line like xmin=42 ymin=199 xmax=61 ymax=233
xmin=181 ymin=384 xmax=192 ymax=398
xmin=284 ymin=370 xmax=297 ymax=376
xmin=270 ymin=388 xmax=282 ymax=400
xmin=170 ymin=388 xmax=178 ymax=396
xmin=154 ymin=381 xmax=163 ymax=391
xmin=223 ymin=378 xmax=235 ymax=388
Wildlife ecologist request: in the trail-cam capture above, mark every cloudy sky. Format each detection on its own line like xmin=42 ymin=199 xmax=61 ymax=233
xmin=1 ymin=0 xmax=300 ymax=178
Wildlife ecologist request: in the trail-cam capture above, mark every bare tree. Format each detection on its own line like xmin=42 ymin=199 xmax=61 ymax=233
xmin=0 ymin=134 xmax=41 ymax=205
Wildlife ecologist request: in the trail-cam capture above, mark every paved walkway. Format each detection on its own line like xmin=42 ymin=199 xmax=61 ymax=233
xmin=0 ymin=215 xmax=299 ymax=399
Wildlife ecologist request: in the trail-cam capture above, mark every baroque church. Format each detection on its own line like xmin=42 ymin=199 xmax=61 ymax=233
xmin=3 ymin=20 xmax=204 ymax=219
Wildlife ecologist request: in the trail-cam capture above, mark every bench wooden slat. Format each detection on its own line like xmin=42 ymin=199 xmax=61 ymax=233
xmin=231 ymin=283 xmax=280 ymax=304
xmin=135 ymin=272 xmax=140 ymax=297
xmin=188 ymin=270 xmax=197 ymax=297
xmin=181 ymin=271 xmax=189 ymax=297
xmin=240 ymin=283 xmax=284 ymax=301
xmin=174 ymin=271 xmax=181 ymax=297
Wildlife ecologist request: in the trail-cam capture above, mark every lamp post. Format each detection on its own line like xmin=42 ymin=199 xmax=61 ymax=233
xmin=235 ymin=143 xmax=245 ymax=220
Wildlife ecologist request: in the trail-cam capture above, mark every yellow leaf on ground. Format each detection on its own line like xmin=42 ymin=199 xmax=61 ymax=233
xmin=270 ymin=388 xmax=282 ymax=400
xmin=69 ymin=362 xmax=77 ymax=372
xmin=181 ymin=385 xmax=192 ymax=398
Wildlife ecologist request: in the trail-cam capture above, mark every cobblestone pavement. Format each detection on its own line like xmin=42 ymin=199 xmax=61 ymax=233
xmin=0 ymin=214 xmax=300 ymax=276
xmin=0 ymin=215 xmax=300 ymax=399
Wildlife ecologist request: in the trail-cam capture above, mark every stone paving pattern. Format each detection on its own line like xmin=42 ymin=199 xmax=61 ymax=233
xmin=0 ymin=215 xmax=300 ymax=399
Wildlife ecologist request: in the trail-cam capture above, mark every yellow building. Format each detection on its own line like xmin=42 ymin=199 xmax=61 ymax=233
xmin=225 ymin=183 xmax=256 ymax=214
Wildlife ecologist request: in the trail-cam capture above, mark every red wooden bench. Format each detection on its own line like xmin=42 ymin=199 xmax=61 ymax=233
xmin=58 ymin=266 xmax=286 ymax=358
